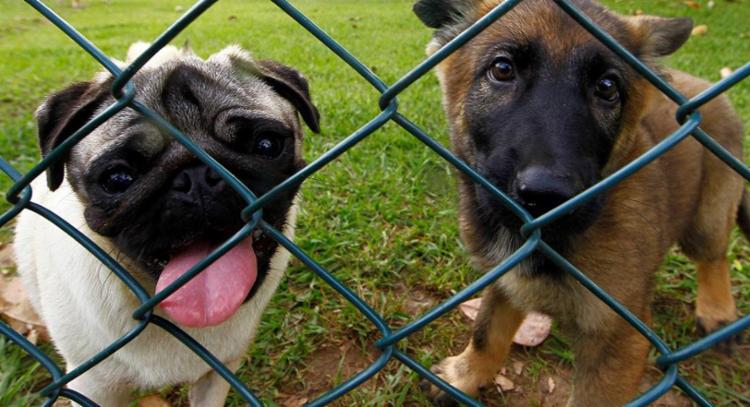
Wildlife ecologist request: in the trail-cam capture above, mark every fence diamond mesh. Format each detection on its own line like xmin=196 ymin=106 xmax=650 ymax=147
xmin=1 ymin=0 xmax=749 ymax=406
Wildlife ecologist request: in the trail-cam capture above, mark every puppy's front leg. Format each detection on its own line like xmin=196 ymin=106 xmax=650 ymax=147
xmin=425 ymin=286 xmax=525 ymax=406
xmin=568 ymin=320 xmax=650 ymax=407
xmin=189 ymin=358 xmax=243 ymax=407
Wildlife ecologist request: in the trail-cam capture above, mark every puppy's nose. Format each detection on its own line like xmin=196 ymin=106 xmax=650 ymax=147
xmin=171 ymin=165 xmax=226 ymax=195
xmin=513 ymin=166 xmax=577 ymax=217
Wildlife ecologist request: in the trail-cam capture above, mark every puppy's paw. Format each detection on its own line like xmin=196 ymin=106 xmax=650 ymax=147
xmin=696 ymin=316 xmax=743 ymax=354
xmin=420 ymin=356 xmax=481 ymax=406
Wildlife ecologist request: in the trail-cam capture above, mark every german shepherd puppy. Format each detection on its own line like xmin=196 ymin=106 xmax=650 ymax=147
xmin=413 ymin=0 xmax=746 ymax=405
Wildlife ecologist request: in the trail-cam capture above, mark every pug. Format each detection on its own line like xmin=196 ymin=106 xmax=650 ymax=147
xmin=13 ymin=42 xmax=320 ymax=406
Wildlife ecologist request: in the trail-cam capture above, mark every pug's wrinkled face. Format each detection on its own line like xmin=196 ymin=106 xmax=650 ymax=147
xmin=36 ymin=45 xmax=319 ymax=327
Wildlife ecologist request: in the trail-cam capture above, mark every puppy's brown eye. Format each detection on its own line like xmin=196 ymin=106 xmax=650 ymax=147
xmin=595 ymin=76 xmax=620 ymax=102
xmin=488 ymin=57 xmax=515 ymax=82
xmin=100 ymin=167 xmax=135 ymax=194
xmin=252 ymin=134 xmax=285 ymax=159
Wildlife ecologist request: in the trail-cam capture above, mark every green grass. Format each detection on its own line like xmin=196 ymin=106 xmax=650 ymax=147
xmin=1 ymin=0 xmax=749 ymax=405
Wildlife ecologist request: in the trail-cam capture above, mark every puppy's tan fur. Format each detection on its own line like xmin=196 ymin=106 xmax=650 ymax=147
xmin=418 ymin=0 xmax=746 ymax=405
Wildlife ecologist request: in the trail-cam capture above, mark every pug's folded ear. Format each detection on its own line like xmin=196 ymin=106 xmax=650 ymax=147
xmin=255 ymin=59 xmax=320 ymax=134
xmin=36 ymin=81 xmax=108 ymax=191
xmin=210 ymin=46 xmax=320 ymax=133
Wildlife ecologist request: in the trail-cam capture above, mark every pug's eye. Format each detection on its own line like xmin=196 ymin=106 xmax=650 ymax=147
xmin=488 ymin=57 xmax=515 ymax=82
xmin=100 ymin=166 xmax=135 ymax=194
xmin=252 ymin=134 xmax=285 ymax=159
xmin=594 ymin=75 xmax=620 ymax=102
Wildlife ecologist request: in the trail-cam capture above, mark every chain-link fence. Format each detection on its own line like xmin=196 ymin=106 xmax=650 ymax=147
xmin=1 ymin=0 xmax=749 ymax=406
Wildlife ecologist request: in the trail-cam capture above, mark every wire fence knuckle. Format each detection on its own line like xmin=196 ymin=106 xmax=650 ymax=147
xmin=393 ymin=349 xmax=482 ymax=406
xmin=110 ymin=79 xmax=136 ymax=103
xmin=25 ymin=201 xmax=151 ymax=303
xmin=677 ymin=62 xmax=750 ymax=122
xmin=39 ymin=318 xmax=151 ymax=397
xmin=1 ymin=187 xmax=31 ymax=224
xmin=3 ymin=0 xmax=749 ymax=405
xmin=58 ymin=388 xmax=98 ymax=407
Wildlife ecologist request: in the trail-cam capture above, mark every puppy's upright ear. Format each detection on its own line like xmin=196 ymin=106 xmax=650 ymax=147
xmin=255 ymin=59 xmax=321 ymax=134
xmin=414 ymin=0 xmax=478 ymax=55
xmin=631 ymin=16 xmax=694 ymax=57
xmin=211 ymin=46 xmax=320 ymax=133
xmin=36 ymin=82 xmax=108 ymax=191
xmin=413 ymin=0 xmax=474 ymax=29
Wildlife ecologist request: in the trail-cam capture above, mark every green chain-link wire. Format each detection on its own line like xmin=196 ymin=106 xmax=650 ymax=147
xmin=2 ymin=0 xmax=749 ymax=405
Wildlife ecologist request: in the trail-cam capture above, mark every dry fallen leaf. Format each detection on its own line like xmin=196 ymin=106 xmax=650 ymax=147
xmin=25 ymin=328 xmax=40 ymax=345
xmin=0 ymin=243 xmax=15 ymax=273
xmin=1 ymin=274 xmax=26 ymax=305
xmin=281 ymin=395 xmax=309 ymax=407
xmin=547 ymin=377 xmax=556 ymax=394
xmin=3 ymin=302 xmax=39 ymax=329
xmin=720 ymin=67 xmax=733 ymax=79
xmin=1 ymin=278 xmax=42 ymax=325
xmin=0 ymin=288 xmax=8 ymax=312
xmin=683 ymin=0 xmax=701 ymax=9
xmin=4 ymin=318 xmax=28 ymax=336
xmin=1 ymin=276 xmax=50 ymax=343
xmin=459 ymin=298 xmax=552 ymax=347
xmin=137 ymin=395 xmax=171 ymax=407
xmin=494 ymin=373 xmax=515 ymax=392
xmin=2 ymin=315 xmax=50 ymax=345
xmin=458 ymin=297 xmax=482 ymax=321
xmin=692 ymin=25 xmax=709 ymax=36
xmin=513 ymin=361 xmax=524 ymax=375
xmin=513 ymin=312 xmax=553 ymax=347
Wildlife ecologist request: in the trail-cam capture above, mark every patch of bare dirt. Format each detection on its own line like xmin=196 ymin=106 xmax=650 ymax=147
xmin=476 ymin=354 xmax=573 ymax=407
xmin=473 ymin=353 xmax=693 ymax=407
xmin=277 ymin=340 xmax=375 ymax=407
xmin=394 ymin=282 xmax=439 ymax=316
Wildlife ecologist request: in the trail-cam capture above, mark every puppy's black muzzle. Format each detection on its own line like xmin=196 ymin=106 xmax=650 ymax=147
xmin=475 ymin=158 xmax=603 ymax=249
xmin=511 ymin=166 xmax=579 ymax=218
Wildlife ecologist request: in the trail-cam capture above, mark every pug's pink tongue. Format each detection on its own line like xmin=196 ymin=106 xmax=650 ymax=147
xmin=156 ymin=238 xmax=257 ymax=328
